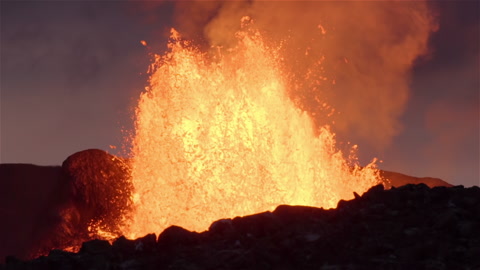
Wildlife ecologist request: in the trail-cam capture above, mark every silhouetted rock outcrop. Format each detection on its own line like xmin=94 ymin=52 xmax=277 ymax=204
xmin=0 ymin=164 xmax=68 ymax=262
xmin=3 ymin=184 xmax=479 ymax=269
xmin=0 ymin=149 xmax=132 ymax=261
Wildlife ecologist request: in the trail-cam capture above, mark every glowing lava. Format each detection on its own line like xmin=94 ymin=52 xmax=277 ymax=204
xmin=125 ymin=21 xmax=381 ymax=238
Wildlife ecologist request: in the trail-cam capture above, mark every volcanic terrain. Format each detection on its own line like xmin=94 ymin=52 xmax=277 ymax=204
xmin=2 ymin=149 xmax=476 ymax=269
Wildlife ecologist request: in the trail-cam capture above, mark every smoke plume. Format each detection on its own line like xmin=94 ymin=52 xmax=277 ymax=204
xmin=161 ymin=1 xmax=438 ymax=151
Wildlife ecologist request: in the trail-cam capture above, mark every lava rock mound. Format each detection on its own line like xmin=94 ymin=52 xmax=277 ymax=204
xmin=63 ymin=149 xmax=133 ymax=237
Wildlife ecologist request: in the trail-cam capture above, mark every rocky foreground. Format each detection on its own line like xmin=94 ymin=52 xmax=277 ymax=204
xmin=0 ymin=149 xmax=453 ymax=262
xmin=3 ymin=183 xmax=479 ymax=270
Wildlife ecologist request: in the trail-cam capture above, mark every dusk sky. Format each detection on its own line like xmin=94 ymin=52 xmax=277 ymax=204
xmin=1 ymin=1 xmax=478 ymax=187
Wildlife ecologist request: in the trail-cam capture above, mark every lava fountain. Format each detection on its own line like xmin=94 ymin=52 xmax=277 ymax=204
xmin=125 ymin=19 xmax=381 ymax=238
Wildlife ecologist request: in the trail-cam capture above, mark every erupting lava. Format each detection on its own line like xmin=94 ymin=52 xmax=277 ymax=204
xmin=124 ymin=20 xmax=381 ymax=238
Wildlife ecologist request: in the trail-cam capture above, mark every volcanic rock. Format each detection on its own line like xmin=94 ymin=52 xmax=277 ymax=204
xmin=0 ymin=149 xmax=134 ymax=261
xmin=3 ymin=184 xmax=478 ymax=269
xmin=62 ymin=149 xmax=133 ymax=237
xmin=113 ymin=234 xmax=157 ymax=255
xmin=0 ymin=164 xmax=69 ymax=261
xmin=79 ymin=239 xmax=112 ymax=255
xmin=158 ymin=226 xmax=200 ymax=247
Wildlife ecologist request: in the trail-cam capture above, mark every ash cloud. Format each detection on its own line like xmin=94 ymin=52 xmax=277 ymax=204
xmin=378 ymin=1 xmax=479 ymax=187
xmin=164 ymin=1 xmax=438 ymax=151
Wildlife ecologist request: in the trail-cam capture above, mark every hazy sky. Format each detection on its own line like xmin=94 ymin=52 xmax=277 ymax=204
xmin=1 ymin=1 xmax=478 ymax=187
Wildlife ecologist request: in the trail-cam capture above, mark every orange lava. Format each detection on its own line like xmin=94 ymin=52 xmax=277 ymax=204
xmin=124 ymin=20 xmax=381 ymax=238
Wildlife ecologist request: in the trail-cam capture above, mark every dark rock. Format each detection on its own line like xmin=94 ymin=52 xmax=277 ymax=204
xmin=208 ymin=218 xmax=235 ymax=237
xmin=112 ymin=236 xmax=135 ymax=255
xmin=46 ymin=249 xmax=77 ymax=270
xmin=0 ymin=164 xmax=70 ymax=261
xmin=361 ymin=184 xmax=384 ymax=201
xmin=272 ymin=204 xmax=325 ymax=223
xmin=157 ymin=226 xmax=199 ymax=247
xmin=433 ymin=209 xmax=457 ymax=230
xmin=336 ymin=199 xmax=350 ymax=209
xmin=133 ymin=234 xmax=157 ymax=253
xmin=4 ymin=184 xmax=480 ymax=269
xmin=79 ymin=239 xmax=111 ymax=255
xmin=456 ymin=221 xmax=474 ymax=237
xmin=119 ymin=259 xmax=144 ymax=270
xmin=48 ymin=249 xmax=75 ymax=257
xmin=111 ymin=234 xmax=157 ymax=264
xmin=231 ymin=211 xmax=281 ymax=238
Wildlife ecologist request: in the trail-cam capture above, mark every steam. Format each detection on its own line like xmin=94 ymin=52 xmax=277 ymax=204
xmin=168 ymin=1 xmax=438 ymax=150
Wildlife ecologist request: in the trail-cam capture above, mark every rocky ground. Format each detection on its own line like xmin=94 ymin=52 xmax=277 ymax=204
xmin=0 ymin=149 xmax=453 ymax=263
xmin=2 ymin=183 xmax=479 ymax=270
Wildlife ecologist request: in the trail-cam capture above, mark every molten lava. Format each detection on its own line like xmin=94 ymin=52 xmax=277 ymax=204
xmin=124 ymin=20 xmax=381 ymax=238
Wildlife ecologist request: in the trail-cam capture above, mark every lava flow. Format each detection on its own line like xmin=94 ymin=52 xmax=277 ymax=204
xmin=124 ymin=20 xmax=381 ymax=238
